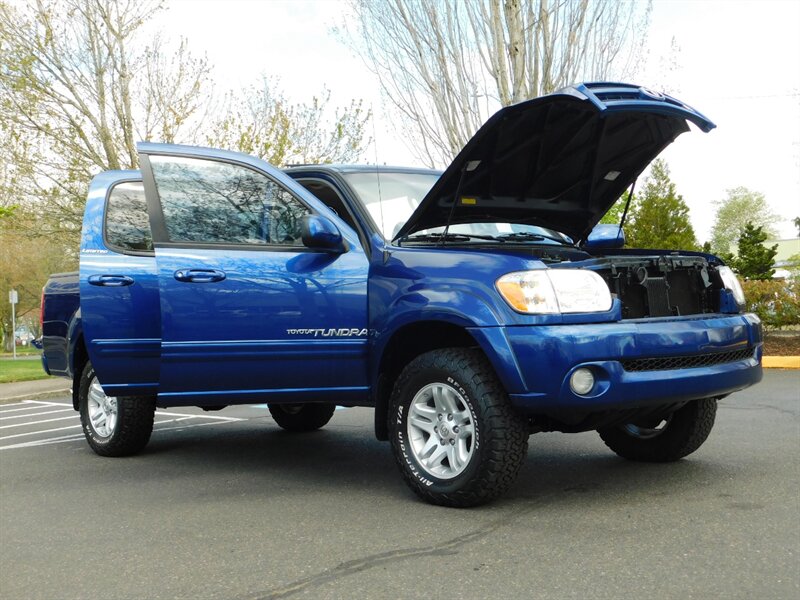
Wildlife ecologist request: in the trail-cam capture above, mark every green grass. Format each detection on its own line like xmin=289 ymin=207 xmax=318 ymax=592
xmin=0 ymin=357 xmax=53 ymax=383
xmin=1 ymin=345 xmax=41 ymax=357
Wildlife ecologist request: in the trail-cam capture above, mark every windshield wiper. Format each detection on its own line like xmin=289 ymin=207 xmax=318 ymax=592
xmin=400 ymin=232 xmax=503 ymax=245
xmin=496 ymin=232 xmax=573 ymax=245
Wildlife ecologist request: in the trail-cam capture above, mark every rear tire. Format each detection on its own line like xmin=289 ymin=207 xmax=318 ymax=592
xmin=268 ymin=403 xmax=336 ymax=432
xmin=597 ymin=398 xmax=717 ymax=462
xmin=78 ymin=362 xmax=155 ymax=457
xmin=389 ymin=348 xmax=528 ymax=507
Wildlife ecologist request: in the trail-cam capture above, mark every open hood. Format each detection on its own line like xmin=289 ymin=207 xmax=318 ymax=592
xmin=393 ymin=82 xmax=715 ymax=244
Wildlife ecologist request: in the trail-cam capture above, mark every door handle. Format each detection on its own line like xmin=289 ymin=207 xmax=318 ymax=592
xmin=88 ymin=274 xmax=134 ymax=287
xmin=174 ymin=269 xmax=226 ymax=283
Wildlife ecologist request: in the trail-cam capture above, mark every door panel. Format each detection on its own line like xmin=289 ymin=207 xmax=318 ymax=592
xmin=139 ymin=145 xmax=369 ymax=406
xmin=79 ymin=174 xmax=160 ymax=396
xmin=154 ymin=247 xmax=368 ymax=404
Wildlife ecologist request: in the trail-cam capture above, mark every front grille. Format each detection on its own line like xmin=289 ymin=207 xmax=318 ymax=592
xmin=621 ymin=347 xmax=755 ymax=372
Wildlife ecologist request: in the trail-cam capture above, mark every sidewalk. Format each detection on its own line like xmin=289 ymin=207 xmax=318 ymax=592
xmin=0 ymin=378 xmax=71 ymax=403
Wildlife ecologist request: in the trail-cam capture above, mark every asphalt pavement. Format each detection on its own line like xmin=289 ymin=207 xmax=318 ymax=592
xmin=1 ymin=371 xmax=798 ymax=600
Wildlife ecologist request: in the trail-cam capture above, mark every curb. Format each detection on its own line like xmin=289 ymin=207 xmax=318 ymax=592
xmin=0 ymin=378 xmax=71 ymax=404
xmin=762 ymin=356 xmax=800 ymax=369
xmin=0 ymin=388 xmax=71 ymax=403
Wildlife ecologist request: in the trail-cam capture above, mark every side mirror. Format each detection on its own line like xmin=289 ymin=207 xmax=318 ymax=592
xmin=301 ymin=214 xmax=346 ymax=253
xmin=585 ymin=224 xmax=625 ymax=250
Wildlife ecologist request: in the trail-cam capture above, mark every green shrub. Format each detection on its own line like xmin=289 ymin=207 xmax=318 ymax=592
xmin=741 ymin=279 xmax=800 ymax=330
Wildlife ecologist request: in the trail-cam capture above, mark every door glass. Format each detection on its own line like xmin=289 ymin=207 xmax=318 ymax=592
xmin=105 ymin=181 xmax=153 ymax=253
xmin=150 ymin=155 xmax=309 ymax=246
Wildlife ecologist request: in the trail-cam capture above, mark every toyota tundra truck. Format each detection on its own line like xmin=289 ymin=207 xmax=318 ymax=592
xmin=40 ymin=82 xmax=762 ymax=506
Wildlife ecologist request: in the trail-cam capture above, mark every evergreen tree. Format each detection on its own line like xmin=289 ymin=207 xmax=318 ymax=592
xmin=600 ymin=191 xmax=632 ymax=225
xmin=733 ymin=222 xmax=778 ymax=280
xmin=625 ymin=160 xmax=699 ymax=250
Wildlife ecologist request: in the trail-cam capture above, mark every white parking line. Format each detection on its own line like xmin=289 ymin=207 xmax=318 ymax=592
xmin=157 ymin=410 xmax=242 ymax=422
xmin=153 ymin=420 xmax=239 ymax=433
xmin=0 ymin=415 xmax=78 ymax=429
xmin=0 ymin=424 xmax=82 ymax=441
xmin=0 ymin=433 xmax=87 ymax=450
xmin=0 ymin=400 xmax=246 ymax=451
xmin=0 ymin=408 xmax=74 ymax=420
xmin=0 ymin=417 xmax=241 ymax=450
xmin=0 ymin=403 xmax=68 ymax=414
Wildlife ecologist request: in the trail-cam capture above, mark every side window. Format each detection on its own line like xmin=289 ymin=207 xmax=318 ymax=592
xmin=105 ymin=181 xmax=153 ymax=253
xmin=149 ymin=155 xmax=309 ymax=246
xmin=297 ymin=179 xmax=358 ymax=232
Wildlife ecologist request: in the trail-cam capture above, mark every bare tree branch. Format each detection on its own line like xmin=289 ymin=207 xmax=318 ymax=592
xmin=346 ymin=0 xmax=651 ymax=167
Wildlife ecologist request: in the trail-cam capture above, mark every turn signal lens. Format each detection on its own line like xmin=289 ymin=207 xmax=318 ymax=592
xmin=496 ymin=271 xmax=559 ymax=314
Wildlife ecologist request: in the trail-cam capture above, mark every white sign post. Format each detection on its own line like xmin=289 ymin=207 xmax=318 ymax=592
xmin=9 ymin=289 xmax=18 ymax=359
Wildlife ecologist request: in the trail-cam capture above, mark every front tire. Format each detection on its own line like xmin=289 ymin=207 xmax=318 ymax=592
xmin=389 ymin=348 xmax=528 ymax=507
xmin=598 ymin=398 xmax=718 ymax=462
xmin=78 ymin=362 xmax=155 ymax=457
xmin=268 ymin=403 xmax=336 ymax=432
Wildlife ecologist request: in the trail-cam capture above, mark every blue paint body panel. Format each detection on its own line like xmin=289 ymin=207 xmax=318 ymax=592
xmin=78 ymin=170 xmax=161 ymax=395
xmin=41 ymin=83 xmax=762 ymax=430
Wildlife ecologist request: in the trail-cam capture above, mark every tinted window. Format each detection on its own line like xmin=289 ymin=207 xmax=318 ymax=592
xmin=105 ymin=181 xmax=153 ymax=252
xmin=150 ymin=155 xmax=309 ymax=246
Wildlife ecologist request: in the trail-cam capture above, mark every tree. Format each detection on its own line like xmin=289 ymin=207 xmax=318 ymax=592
xmin=709 ymin=187 xmax=778 ymax=256
xmin=794 ymin=216 xmax=800 ymax=237
xmin=624 ymin=160 xmax=698 ymax=250
xmin=600 ymin=191 xmax=632 ymax=226
xmin=205 ymin=79 xmax=371 ymax=166
xmin=0 ymin=208 xmax=75 ymax=350
xmin=0 ymin=0 xmax=211 ymax=245
xmin=346 ymin=0 xmax=651 ymax=166
xmin=731 ymin=222 xmax=778 ymax=280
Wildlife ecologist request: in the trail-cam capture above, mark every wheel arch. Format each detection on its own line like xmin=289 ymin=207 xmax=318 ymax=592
xmin=372 ymin=319 xmax=521 ymax=441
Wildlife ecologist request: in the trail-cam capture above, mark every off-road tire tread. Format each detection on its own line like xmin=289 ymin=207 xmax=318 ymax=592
xmin=598 ymin=398 xmax=717 ymax=462
xmin=79 ymin=363 xmax=155 ymax=457
xmin=268 ymin=403 xmax=336 ymax=432
xmin=390 ymin=348 xmax=528 ymax=507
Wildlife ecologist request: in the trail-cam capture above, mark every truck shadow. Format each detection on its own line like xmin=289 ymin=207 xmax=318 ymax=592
xmin=138 ymin=419 xmax=736 ymax=508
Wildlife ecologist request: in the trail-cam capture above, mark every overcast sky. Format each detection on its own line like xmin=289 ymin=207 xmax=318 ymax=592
xmin=162 ymin=0 xmax=800 ymax=242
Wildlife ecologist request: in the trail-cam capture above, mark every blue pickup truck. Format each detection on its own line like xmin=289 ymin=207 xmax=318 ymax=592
xmin=41 ymin=83 xmax=762 ymax=506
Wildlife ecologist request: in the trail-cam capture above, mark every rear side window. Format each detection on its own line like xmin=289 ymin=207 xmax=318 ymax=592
xmin=105 ymin=181 xmax=153 ymax=253
xmin=149 ymin=155 xmax=310 ymax=247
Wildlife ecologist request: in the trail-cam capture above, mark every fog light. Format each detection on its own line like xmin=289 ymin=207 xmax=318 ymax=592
xmin=570 ymin=368 xmax=595 ymax=395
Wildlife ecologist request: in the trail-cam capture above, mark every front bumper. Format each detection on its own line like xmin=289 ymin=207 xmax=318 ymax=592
xmin=472 ymin=313 xmax=762 ymax=413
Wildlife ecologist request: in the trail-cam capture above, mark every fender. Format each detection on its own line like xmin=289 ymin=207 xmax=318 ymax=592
xmin=370 ymin=287 xmax=527 ymax=395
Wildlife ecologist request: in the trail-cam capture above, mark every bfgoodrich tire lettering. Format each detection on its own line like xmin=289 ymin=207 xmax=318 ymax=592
xmin=78 ymin=362 xmax=155 ymax=457
xmin=389 ymin=348 xmax=528 ymax=507
xmin=597 ymin=398 xmax=718 ymax=462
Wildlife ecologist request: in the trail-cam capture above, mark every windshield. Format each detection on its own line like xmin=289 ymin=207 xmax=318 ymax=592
xmin=343 ymin=170 xmax=571 ymax=245
xmin=343 ymin=171 xmax=439 ymax=239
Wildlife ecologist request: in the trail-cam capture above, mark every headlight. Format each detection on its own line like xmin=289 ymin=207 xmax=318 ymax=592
xmin=496 ymin=270 xmax=612 ymax=314
xmin=718 ymin=266 xmax=745 ymax=306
